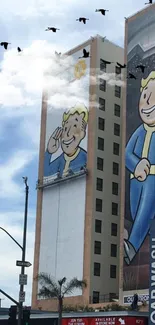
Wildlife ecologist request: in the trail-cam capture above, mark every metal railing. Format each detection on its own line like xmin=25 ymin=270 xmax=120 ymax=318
xmin=36 ymin=168 xmax=88 ymax=189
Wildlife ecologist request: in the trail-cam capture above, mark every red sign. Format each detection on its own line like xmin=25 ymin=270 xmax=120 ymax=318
xmin=62 ymin=316 xmax=147 ymax=325
xmin=91 ymin=317 xmax=146 ymax=325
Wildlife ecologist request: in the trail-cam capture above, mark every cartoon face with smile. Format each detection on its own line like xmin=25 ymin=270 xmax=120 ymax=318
xmin=139 ymin=72 xmax=155 ymax=126
xmin=61 ymin=112 xmax=86 ymax=156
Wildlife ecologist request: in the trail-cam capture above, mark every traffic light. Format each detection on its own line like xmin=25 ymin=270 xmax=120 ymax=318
xmin=22 ymin=308 xmax=30 ymax=325
xmin=8 ymin=305 xmax=17 ymax=325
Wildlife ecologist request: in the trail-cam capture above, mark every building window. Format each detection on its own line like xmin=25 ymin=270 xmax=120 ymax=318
xmin=110 ymin=265 xmax=117 ymax=278
xmin=93 ymin=291 xmax=100 ymax=304
xmin=95 ymin=219 xmax=102 ymax=233
xmin=115 ymin=66 xmax=121 ymax=75
xmin=115 ymin=85 xmax=121 ymax=98
xmin=100 ymin=59 xmax=106 ymax=72
xmin=111 ymin=244 xmax=117 ymax=257
xmin=99 ymin=97 xmax=105 ymax=111
xmin=94 ymin=262 xmax=101 ymax=276
xmin=94 ymin=241 xmax=101 ymax=255
xmin=96 ymin=178 xmax=103 ymax=191
xmin=100 ymin=79 xmax=106 ymax=92
xmin=114 ymin=123 xmax=120 ymax=137
xmin=113 ymin=142 xmax=119 ymax=155
xmin=112 ymin=202 xmax=118 ymax=216
xmin=112 ymin=182 xmax=118 ymax=195
xmin=111 ymin=223 xmax=117 ymax=236
xmin=97 ymin=157 xmax=104 ymax=171
xmin=114 ymin=104 xmax=120 ymax=117
xmin=98 ymin=137 xmax=104 ymax=151
xmin=98 ymin=117 xmax=105 ymax=131
xmin=96 ymin=198 xmax=102 ymax=212
xmin=113 ymin=162 xmax=119 ymax=175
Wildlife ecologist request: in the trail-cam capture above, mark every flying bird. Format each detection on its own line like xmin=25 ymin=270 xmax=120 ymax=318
xmin=79 ymin=48 xmax=90 ymax=58
xmin=128 ymin=73 xmax=136 ymax=79
xmin=102 ymin=59 xmax=113 ymax=65
xmin=0 ymin=42 xmax=11 ymax=50
xmin=17 ymin=47 xmax=22 ymax=52
xmin=145 ymin=0 xmax=153 ymax=4
xmin=45 ymin=27 xmax=60 ymax=32
xmin=117 ymin=62 xmax=126 ymax=69
xmin=95 ymin=9 xmax=109 ymax=16
xmin=55 ymin=51 xmax=61 ymax=57
xmin=102 ymin=36 xmax=106 ymax=42
xmin=76 ymin=17 xmax=89 ymax=24
xmin=136 ymin=64 xmax=145 ymax=73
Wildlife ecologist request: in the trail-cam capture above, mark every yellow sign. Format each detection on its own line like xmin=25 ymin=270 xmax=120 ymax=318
xmin=74 ymin=59 xmax=87 ymax=79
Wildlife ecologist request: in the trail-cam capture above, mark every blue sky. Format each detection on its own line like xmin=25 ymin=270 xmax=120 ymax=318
xmin=0 ymin=0 xmax=148 ymax=308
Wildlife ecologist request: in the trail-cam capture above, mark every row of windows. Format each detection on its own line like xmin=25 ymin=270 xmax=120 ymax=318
xmin=100 ymin=58 xmax=121 ymax=75
xmin=95 ymin=220 xmax=118 ymax=236
xmin=98 ymin=138 xmax=120 ymax=155
xmin=99 ymin=99 xmax=120 ymax=117
xmin=94 ymin=262 xmax=117 ymax=278
xmin=97 ymin=158 xmax=119 ymax=175
xmin=92 ymin=291 xmax=116 ymax=304
xmin=98 ymin=118 xmax=120 ymax=136
xmin=99 ymin=80 xmax=121 ymax=98
xmin=94 ymin=241 xmax=117 ymax=256
xmin=96 ymin=195 xmax=118 ymax=213
xmin=96 ymin=178 xmax=119 ymax=192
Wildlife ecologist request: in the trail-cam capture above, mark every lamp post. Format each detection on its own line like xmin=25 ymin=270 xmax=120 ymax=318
xmin=18 ymin=177 xmax=29 ymax=325
xmin=0 ymin=177 xmax=29 ymax=325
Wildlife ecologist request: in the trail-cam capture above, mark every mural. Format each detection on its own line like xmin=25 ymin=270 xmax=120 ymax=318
xmin=44 ymin=103 xmax=88 ymax=177
xmin=123 ymin=6 xmax=155 ymax=292
xmin=38 ymin=45 xmax=90 ymax=297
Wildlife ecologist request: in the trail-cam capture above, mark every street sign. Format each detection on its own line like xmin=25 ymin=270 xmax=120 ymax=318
xmin=19 ymin=291 xmax=25 ymax=303
xmin=16 ymin=260 xmax=32 ymax=267
xmin=19 ymin=274 xmax=27 ymax=285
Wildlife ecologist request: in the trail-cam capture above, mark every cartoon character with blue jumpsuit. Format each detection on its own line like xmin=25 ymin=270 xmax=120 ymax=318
xmin=44 ymin=103 xmax=88 ymax=178
xmin=124 ymin=71 xmax=155 ymax=265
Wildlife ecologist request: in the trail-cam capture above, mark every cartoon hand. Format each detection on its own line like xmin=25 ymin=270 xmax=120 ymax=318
xmin=134 ymin=158 xmax=150 ymax=181
xmin=47 ymin=127 xmax=63 ymax=154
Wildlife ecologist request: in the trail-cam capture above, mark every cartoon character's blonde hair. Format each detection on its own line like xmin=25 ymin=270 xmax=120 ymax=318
xmin=62 ymin=103 xmax=88 ymax=126
xmin=140 ymin=71 xmax=155 ymax=92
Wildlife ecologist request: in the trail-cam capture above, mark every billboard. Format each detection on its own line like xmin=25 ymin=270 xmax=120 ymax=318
xmin=38 ymin=45 xmax=90 ymax=296
xmin=123 ymin=5 xmax=155 ymax=292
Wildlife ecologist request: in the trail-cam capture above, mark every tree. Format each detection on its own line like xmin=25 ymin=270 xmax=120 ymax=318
xmin=36 ymin=273 xmax=87 ymax=325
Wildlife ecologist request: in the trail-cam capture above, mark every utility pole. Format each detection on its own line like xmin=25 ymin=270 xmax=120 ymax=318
xmin=18 ymin=177 xmax=29 ymax=325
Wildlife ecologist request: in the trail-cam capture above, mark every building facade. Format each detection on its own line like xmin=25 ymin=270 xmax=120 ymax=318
xmin=119 ymin=3 xmax=155 ymax=308
xmin=32 ymin=35 xmax=124 ymax=310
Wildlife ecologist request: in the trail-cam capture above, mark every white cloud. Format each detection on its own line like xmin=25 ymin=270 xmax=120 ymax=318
xmin=0 ymin=40 xmax=99 ymax=112
xmin=0 ymin=150 xmax=37 ymax=199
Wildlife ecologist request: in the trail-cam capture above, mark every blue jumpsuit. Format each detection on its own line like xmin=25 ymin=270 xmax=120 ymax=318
xmin=44 ymin=147 xmax=87 ymax=177
xmin=126 ymin=123 xmax=155 ymax=252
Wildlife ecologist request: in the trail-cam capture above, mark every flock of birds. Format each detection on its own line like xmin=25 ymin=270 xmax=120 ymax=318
xmin=0 ymin=0 xmax=153 ymax=80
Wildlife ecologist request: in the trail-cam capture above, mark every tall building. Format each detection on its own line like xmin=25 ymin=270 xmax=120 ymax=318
xmin=32 ymin=35 xmax=124 ymax=310
xmin=119 ymin=3 xmax=155 ymax=309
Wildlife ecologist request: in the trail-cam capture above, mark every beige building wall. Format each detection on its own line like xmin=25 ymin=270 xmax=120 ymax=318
xmin=89 ymin=37 xmax=124 ymax=303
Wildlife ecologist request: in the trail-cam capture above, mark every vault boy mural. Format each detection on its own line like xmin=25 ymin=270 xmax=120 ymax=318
xmin=124 ymin=71 xmax=155 ymax=265
xmin=44 ymin=103 xmax=88 ymax=177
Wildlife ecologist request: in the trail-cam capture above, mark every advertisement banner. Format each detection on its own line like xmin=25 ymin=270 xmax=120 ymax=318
xmin=62 ymin=317 xmax=147 ymax=325
xmin=38 ymin=45 xmax=90 ymax=296
xmin=123 ymin=5 xmax=155 ymax=292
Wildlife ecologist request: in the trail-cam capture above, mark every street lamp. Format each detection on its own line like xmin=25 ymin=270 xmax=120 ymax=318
xmin=18 ymin=177 xmax=29 ymax=325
